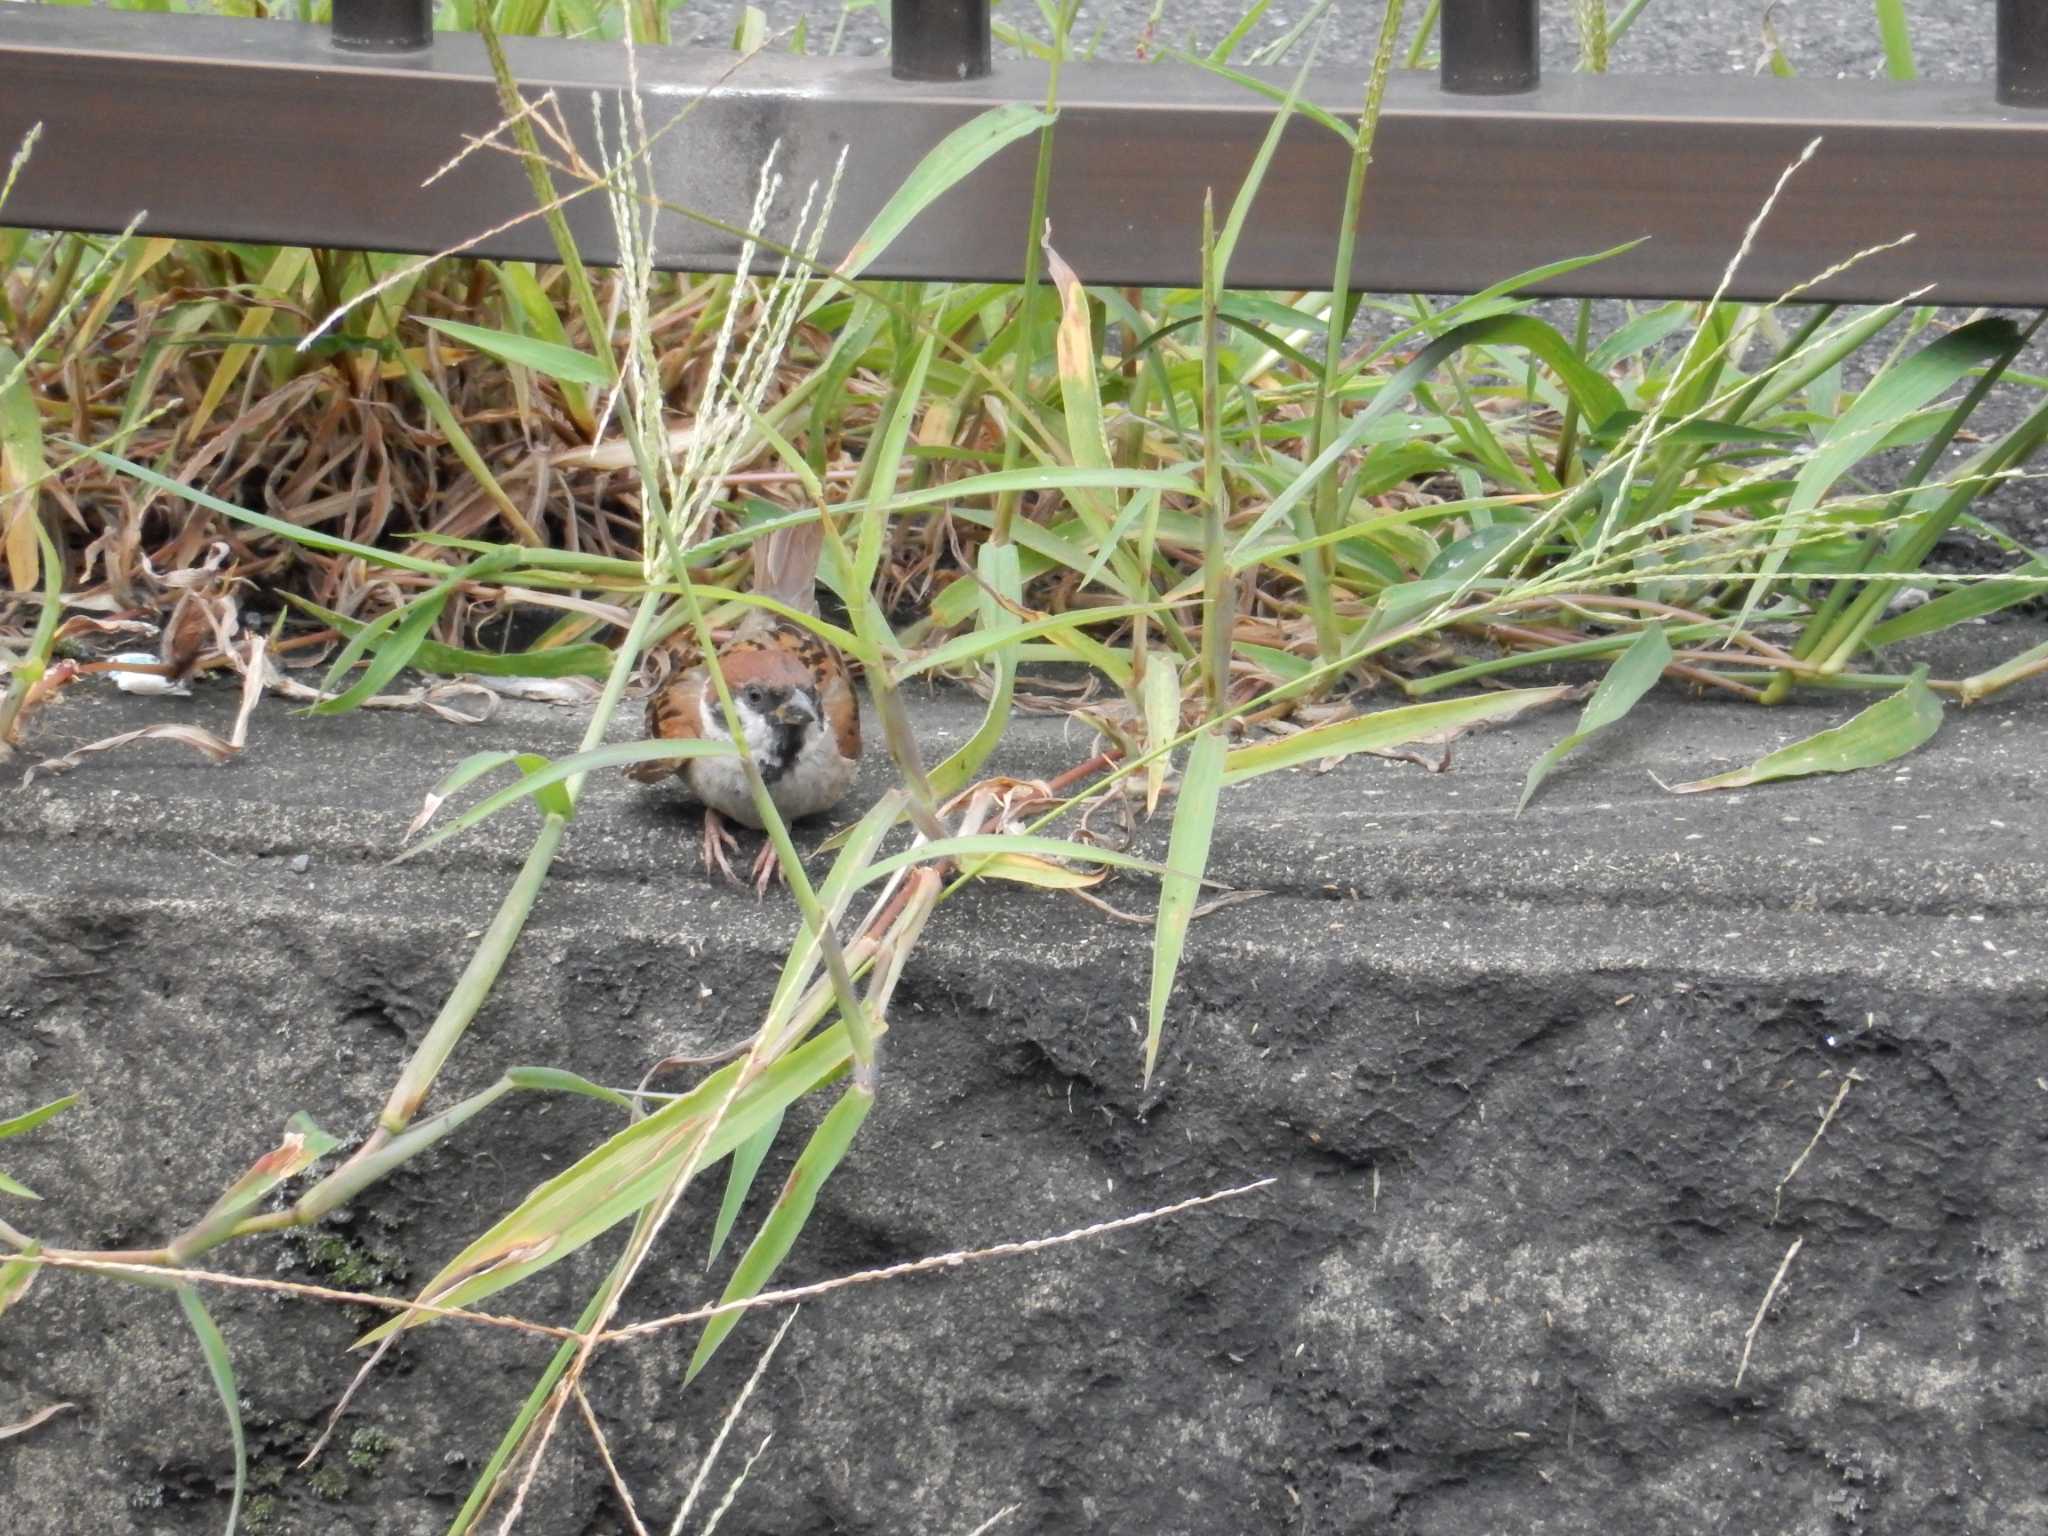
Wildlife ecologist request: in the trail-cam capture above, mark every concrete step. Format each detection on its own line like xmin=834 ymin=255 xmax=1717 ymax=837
xmin=3 ymin=634 xmax=2045 ymax=1535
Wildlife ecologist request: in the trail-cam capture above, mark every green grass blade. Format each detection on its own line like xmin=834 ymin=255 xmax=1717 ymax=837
xmin=1587 ymin=302 xmax=1692 ymax=370
xmin=1357 ymin=241 xmax=1649 ymax=368
xmin=444 ymin=1250 xmax=626 ymax=1536
xmin=1735 ymin=318 xmax=2020 ymax=629
xmin=1229 ymin=314 xmax=1626 ymax=563
xmin=407 ymin=750 xmax=572 ymax=843
xmin=396 ymin=348 xmax=541 ymax=545
xmin=870 ymin=465 xmax=1198 ymax=518
xmin=0 ymin=1093 xmax=76 ymax=1140
xmin=0 ymin=1242 xmax=39 ymax=1316
xmin=283 ymin=595 xmax=612 ymax=678
xmin=1733 ymin=303 xmax=1906 ymax=422
xmin=1518 ymin=625 xmax=1671 ymax=813
xmin=358 ymin=1026 xmax=857 ymax=1343
xmin=1167 ymin=49 xmax=1357 ymax=146
xmin=1804 ymin=339 xmax=2048 ymax=672
xmin=1205 ymin=0 xmax=1273 ymax=64
xmin=892 ymin=602 xmax=1160 ymax=681
xmin=490 ymin=260 xmax=594 ymax=434
xmin=854 ymin=332 xmax=935 ymax=594
xmin=709 ymin=1108 xmax=784 ymax=1269
xmin=419 ymin=316 xmax=609 ymax=387
xmin=176 ymin=1286 xmax=245 ymax=1536
xmin=1873 ymin=0 xmax=1917 ymax=79
xmin=1043 ymin=240 xmax=1132 ymax=561
xmin=396 ymin=739 xmax=740 ymax=861
xmin=1076 ymin=487 xmax=1159 ymax=592
xmin=1211 ymin=27 xmax=1319 ymax=284
xmin=476 ymin=7 xmax=612 ymax=382
xmin=171 ymin=1113 xmax=339 ymax=1261
xmin=185 ymin=246 xmax=310 ymax=445
xmin=0 ymin=519 xmax=60 ymax=752
xmin=310 ymin=584 xmax=458 ymax=715
xmin=1666 ymin=671 xmax=1942 ymax=794
xmin=1584 ymin=412 xmax=1801 ymax=450
xmin=688 ymin=1083 xmax=873 ymax=1382
xmin=1145 ymin=730 xmax=1226 ymax=1084
xmin=835 ymin=105 xmax=1056 ymax=282
xmin=1864 ymin=568 xmax=2048 ymax=647
xmin=498 ymin=1068 xmax=636 ymax=1110
xmin=1141 ymin=655 xmax=1182 ymax=814
xmin=926 ymin=541 xmax=1025 ymax=799
xmin=770 ymin=790 xmax=907 ymax=1007
xmin=1223 ymin=686 xmax=1569 ymax=784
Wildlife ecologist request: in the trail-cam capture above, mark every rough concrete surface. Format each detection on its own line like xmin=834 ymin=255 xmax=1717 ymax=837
xmin=3 ymin=618 xmax=2047 ymax=1535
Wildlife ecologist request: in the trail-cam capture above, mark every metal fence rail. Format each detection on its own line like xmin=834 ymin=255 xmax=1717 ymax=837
xmin=0 ymin=1 xmax=2044 ymax=302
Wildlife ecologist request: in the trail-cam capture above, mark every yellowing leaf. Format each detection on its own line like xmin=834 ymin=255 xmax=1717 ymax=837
xmin=0 ymin=343 xmax=47 ymax=593
xmin=170 ymin=1113 xmax=339 ymax=1261
xmin=961 ymin=851 xmax=1109 ymax=889
xmin=0 ymin=1241 xmax=36 ymax=1317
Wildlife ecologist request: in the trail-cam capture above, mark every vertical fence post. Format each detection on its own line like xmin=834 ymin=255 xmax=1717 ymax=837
xmin=1441 ymin=0 xmax=1540 ymax=95
xmin=892 ymin=0 xmax=992 ymax=81
xmin=2000 ymin=0 xmax=2048 ymax=107
xmin=332 ymin=0 xmax=433 ymax=51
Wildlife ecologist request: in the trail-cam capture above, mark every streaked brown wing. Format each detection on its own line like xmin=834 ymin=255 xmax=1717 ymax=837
xmin=625 ymin=662 xmax=707 ymax=784
xmin=817 ymin=647 xmax=860 ymax=762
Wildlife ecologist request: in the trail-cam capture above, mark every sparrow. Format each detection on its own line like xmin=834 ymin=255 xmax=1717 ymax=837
xmin=625 ymin=522 xmax=861 ymax=891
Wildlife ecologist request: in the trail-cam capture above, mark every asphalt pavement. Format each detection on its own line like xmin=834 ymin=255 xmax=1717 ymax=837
xmin=719 ymin=0 xmax=1997 ymax=85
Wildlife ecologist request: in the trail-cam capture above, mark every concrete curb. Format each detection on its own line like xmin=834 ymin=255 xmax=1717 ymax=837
xmin=4 ymin=637 xmax=2045 ymax=1534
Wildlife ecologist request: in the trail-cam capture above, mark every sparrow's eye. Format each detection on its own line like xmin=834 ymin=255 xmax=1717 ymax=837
xmin=741 ymin=685 xmax=766 ymax=710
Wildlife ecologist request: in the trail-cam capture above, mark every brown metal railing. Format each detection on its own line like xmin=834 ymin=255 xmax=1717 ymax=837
xmin=0 ymin=1 xmax=2044 ymax=301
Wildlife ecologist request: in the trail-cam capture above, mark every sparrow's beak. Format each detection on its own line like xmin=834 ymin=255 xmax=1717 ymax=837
xmin=771 ymin=699 xmax=813 ymax=728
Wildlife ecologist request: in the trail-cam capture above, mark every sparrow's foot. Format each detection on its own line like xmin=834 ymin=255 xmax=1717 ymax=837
xmin=701 ymin=809 xmax=742 ymax=884
xmin=750 ymin=838 xmax=784 ymax=898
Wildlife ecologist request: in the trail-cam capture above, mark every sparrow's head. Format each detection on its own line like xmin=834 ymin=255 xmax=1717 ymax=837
xmin=736 ymin=680 xmax=817 ymax=731
xmin=707 ymin=650 xmax=821 ymax=780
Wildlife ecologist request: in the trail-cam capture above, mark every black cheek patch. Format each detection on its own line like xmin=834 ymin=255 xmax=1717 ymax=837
xmin=758 ymin=719 xmax=809 ymax=784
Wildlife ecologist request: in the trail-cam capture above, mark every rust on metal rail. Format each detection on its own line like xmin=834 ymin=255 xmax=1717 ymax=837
xmin=2 ymin=7 xmax=2046 ymax=303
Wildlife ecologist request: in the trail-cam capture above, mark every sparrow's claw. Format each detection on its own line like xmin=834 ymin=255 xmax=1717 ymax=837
xmin=750 ymin=839 xmax=784 ymax=898
xmin=701 ymin=810 xmax=742 ymax=884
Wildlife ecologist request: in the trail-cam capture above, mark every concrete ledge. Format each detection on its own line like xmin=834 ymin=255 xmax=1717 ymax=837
xmin=3 ymin=642 xmax=2046 ymax=1534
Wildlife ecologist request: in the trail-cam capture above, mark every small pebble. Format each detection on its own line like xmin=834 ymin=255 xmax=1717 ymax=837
xmin=289 ymin=854 xmax=310 ymax=874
